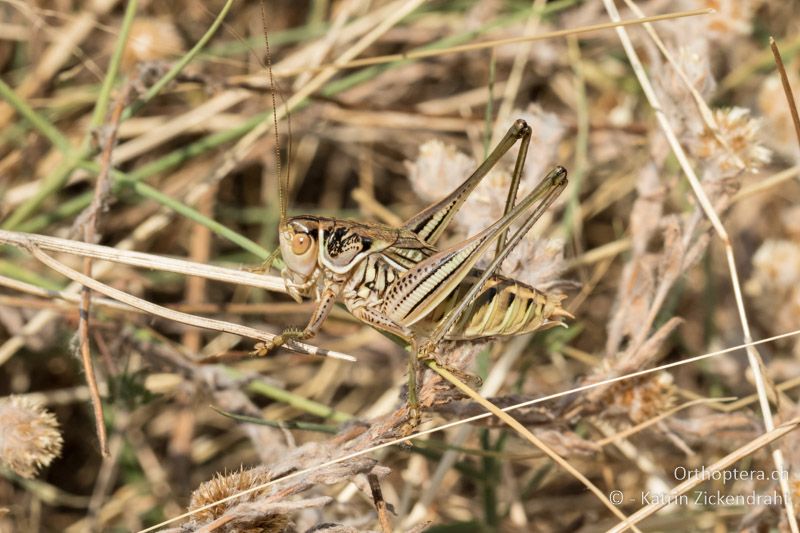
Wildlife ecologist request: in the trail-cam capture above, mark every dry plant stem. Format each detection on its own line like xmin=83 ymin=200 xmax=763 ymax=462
xmin=593 ymin=420 xmax=671 ymax=500
xmin=289 ymin=0 xmax=356 ymax=91
xmin=368 ymin=473 xmax=393 ymax=533
xmin=272 ymin=8 xmax=712 ymax=78
xmin=492 ymin=0 xmax=546 ymax=141
xmin=21 ymin=243 xmax=355 ymax=362
xmin=125 ymin=422 xmax=181 ymax=517
xmin=608 ymin=417 xmax=800 ymax=533
xmin=76 ymin=256 xmax=107 ymax=458
xmin=732 ymin=165 xmax=800 ymax=202
xmin=566 ymin=34 xmax=588 ymax=249
xmin=564 ymin=237 xmax=631 ymax=271
xmin=87 ymin=426 xmax=125 ymax=529
xmin=322 ymin=107 xmax=475 ymax=132
xmin=78 ymin=87 xmax=130 ymax=457
xmin=210 ymin=0 xmax=427 ymax=186
xmin=566 ymin=260 xmax=610 ymax=316
xmin=404 ymin=338 xmax=528 ymax=527
xmin=193 ymin=515 xmax=236 ymax=532
xmin=621 ymin=0 xmax=745 ymax=170
xmin=111 ymin=90 xmax=251 ymax=167
xmin=594 ymin=397 xmax=736 ymax=447
xmin=10 ymin=386 xmax=101 ymax=407
xmin=0 ymin=217 xmax=172 ymax=367
xmin=0 ymin=0 xmax=117 ymax=127
xmin=5 ymin=475 xmax=90 ymax=510
xmin=351 ymin=188 xmax=404 ymax=226
xmin=137 ymin=328 xmax=800 ymax=533
xmin=183 ymin=189 xmax=215 ymax=352
xmin=400 ymin=342 xmax=523 ymax=525
xmin=426 ymin=361 xmax=637 ymax=528
xmin=0 ymin=23 xmax=28 ymax=41
xmin=707 ymin=375 xmax=800 ymax=411
xmin=0 ymin=230 xmax=284 ymax=292
xmin=0 ymin=274 xmax=135 ymax=313
xmin=770 ymin=37 xmax=800 ymax=149
xmin=235 ymin=0 xmax=400 ymax=89
xmin=601 ymin=1 xmax=798 ymax=530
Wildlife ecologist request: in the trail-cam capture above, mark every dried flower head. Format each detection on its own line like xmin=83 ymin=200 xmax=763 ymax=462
xmin=405 ymin=139 xmax=476 ymax=205
xmin=0 ymin=396 xmax=63 ymax=478
xmin=652 ymin=38 xmax=716 ymax=109
xmin=690 ymin=107 xmax=771 ymax=180
xmin=188 ymin=467 xmax=288 ymax=533
xmin=598 ymin=373 xmax=675 ymax=425
xmin=121 ymin=18 xmax=184 ymax=73
xmin=494 ymin=236 xmax=566 ymax=287
xmin=750 ymin=239 xmax=800 ymax=289
xmin=644 ymin=15 xmax=716 ymax=141
xmin=745 ymin=235 xmax=800 ymax=357
xmin=701 ymin=0 xmax=755 ymax=42
xmin=758 ymin=72 xmax=800 ymax=163
xmin=781 ymin=206 xmax=800 ymax=239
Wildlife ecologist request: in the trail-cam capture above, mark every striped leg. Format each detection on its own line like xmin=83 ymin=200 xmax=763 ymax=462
xmin=419 ymin=167 xmax=568 ymax=359
xmin=381 ymin=167 xmax=568 ymax=335
xmin=403 ymin=119 xmax=532 ymax=246
xmin=379 ymin=167 xmax=567 ymax=418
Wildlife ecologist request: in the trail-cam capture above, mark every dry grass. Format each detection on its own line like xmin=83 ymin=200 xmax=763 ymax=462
xmin=1 ymin=1 xmax=800 ymax=532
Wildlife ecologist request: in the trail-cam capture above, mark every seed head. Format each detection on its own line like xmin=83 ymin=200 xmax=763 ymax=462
xmin=745 ymin=236 xmax=800 ymax=357
xmin=691 ymin=107 xmax=771 ymax=180
xmin=758 ymin=72 xmax=800 ymax=163
xmin=188 ymin=467 xmax=288 ymax=533
xmin=122 ymin=19 xmax=184 ymax=73
xmin=599 ymin=373 xmax=675 ymax=425
xmin=0 ymin=396 xmax=63 ymax=479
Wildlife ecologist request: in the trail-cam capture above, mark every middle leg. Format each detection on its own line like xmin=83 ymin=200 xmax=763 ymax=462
xmin=349 ymin=304 xmax=422 ymax=433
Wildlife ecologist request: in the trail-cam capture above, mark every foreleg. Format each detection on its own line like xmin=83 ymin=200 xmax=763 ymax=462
xmin=252 ymin=287 xmax=337 ymax=356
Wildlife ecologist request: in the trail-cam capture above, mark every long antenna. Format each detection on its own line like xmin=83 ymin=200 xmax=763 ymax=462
xmin=261 ymin=1 xmax=287 ymax=224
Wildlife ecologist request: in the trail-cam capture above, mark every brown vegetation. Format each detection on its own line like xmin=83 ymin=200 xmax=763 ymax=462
xmin=1 ymin=1 xmax=800 ymax=531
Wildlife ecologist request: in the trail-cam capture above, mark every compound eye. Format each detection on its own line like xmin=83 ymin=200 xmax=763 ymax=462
xmin=291 ymin=232 xmax=312 ymax=255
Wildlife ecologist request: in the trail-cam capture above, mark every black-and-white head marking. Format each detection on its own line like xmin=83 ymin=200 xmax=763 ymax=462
xmin=320 ymin=225 xmax=373 ymax=273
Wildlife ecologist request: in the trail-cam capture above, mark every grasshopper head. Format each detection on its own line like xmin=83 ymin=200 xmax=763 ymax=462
xmin=278 ymin=216 xmax=393 ymax=301
xmin=278 ymin=217 xmax=321 ymax=301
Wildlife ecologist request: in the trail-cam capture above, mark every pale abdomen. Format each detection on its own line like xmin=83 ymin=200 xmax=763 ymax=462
xmin=422 ymin=274 xmax=569 ymax=341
